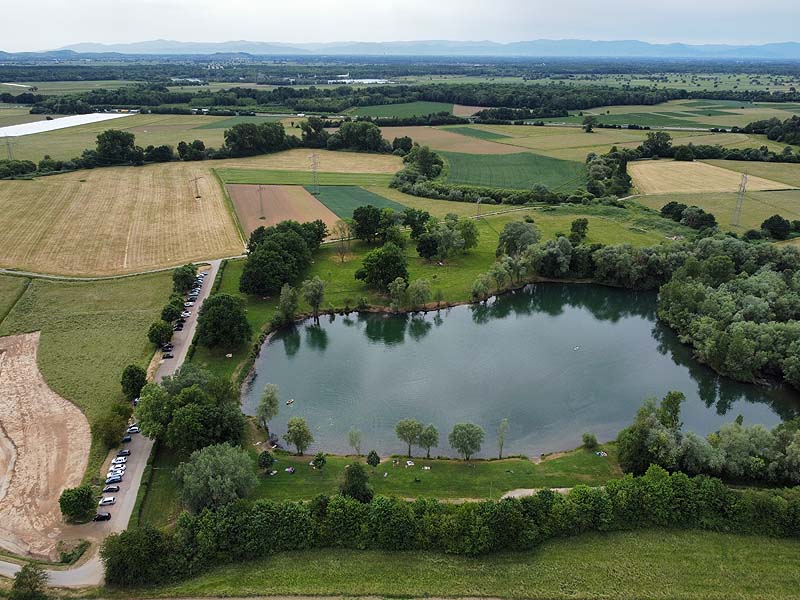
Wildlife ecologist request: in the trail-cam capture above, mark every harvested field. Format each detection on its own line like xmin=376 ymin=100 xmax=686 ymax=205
xmin=0 ymin=162 xmax=243 ymax=276
xmin=452 ymin=104 xmax=485 ymax=117
xmin=221 ymin=149 xmax=402 ymax=173
xmin=0 ymin=332 xmax=91 ymax=560
xmin=217 ymin=169 xmax=393 ymax=187
xmin=379 ymin=126 xmax=520 ymax=154
xmin=628 ymin=161 xmax=795 ymax=195
xmin=228 ymin=184 xmax=340 ymax=236
xmin=703 ymin=160 xmax=800 ymax=188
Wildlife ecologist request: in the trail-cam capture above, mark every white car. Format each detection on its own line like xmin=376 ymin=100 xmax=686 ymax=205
xmin=126 ymin=425 xmax=140 ymax=434
xmin=180 ymin=311 xmax=191 ymax=318
xmin=98 ymin=496 xmax=116 ymax=506
xmin=111 ymin=456 xmax=127 ymax=465
xmin=184 ymin=302 xmax=194 ymax=308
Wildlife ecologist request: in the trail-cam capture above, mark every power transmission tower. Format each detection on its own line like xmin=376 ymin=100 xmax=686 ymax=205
xmin=731 ymin=171 xmax=748 ymax=227
xmin=189 ymin=175 xmax=204 ymax=199
xmin=258 ymin=184 xmax=265 ymax=220
xmin=4 ymin=136 xmax=15 ymax=161
xmin=309 ymin=153 xmax=320 ymax=195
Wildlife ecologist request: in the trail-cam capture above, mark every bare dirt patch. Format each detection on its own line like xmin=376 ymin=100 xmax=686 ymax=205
xmin=0 ymin=332 xmax=91 ymax=560
xmin=452 ymin=104 xmax=485 ymax=117
xmin=628 ymin=160 xmax=796 ymax=195
xmin=379 ymin=126 xmax=521 ymax=154
xmin=228 ymin=184 xmax=340 ymax=237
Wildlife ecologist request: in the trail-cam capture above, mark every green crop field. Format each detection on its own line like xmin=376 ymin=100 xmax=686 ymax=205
xmin=0 ymin=80 xmax=139 ymax=95
xmin=441 ymin=151 xmax=586 ymax=190
xmin=346 ymin=101 xmax=454 ymax=118
xmin=192 ymin=115 xmax=284 ymax=129
xmin=446 ymin=126 xmax=512 ymax=140
xmin=306 ymin=185 xmax=407 ymax=218
xmin=129 ymin=530 xmax=800 ymax=599
xmin=0 ymin=272 xmax=171 ymax=477
xmin=217 ymin=168 xmax=394 ymax=187
xmin=191 ymin=204 xmax=684 ymax=381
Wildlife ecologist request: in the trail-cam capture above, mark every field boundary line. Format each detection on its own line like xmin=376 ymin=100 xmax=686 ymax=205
xmin=212 ymin=168 xmax=247 ymax=249
xmin=0 ymin=277 xmax=30 ymax=328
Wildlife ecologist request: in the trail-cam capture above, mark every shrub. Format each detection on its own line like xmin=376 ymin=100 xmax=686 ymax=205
xmin=582 ymin=432 xmax=599 ymax=450
xmin=59 ymin=485 xmax=95 ymax=523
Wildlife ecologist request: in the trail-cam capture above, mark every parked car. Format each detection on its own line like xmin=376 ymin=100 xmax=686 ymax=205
xmin=105 ymin=475 xmax=122 ymax=485
xmin=121 ymin=435 xmax=132 ymax=444
xmin=102 ymin=485 xmax=120 ymax=493
xmin=127 ymin=425 xmax=140 ymax=434
xmin=93 ymin=512 xmax=111 ymax=522
xmin=180 ymin=311 xmax=191 ymax=318
xmin=116 ymin=449 xmax=131 ymax=457
xmin=98 ymin=497 xmax=116 ymax=506
xmin=161 ymin=343 xmax=174 ymax=352
xmin=111 ymin=456 xmax=127 ymax=465
xmin=173 ymin=324 xmax=183 ymax=331
xmin=163 ymin=353 xmax=174 ymax=359
xmin=107 ymin=468 xmax=125 ymax=477
xmin=184 ymin=302 xmax=194 ymax=308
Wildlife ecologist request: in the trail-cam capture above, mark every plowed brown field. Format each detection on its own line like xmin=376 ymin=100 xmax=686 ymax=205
xmin=228 ymin=184 xmax=340 ymax=236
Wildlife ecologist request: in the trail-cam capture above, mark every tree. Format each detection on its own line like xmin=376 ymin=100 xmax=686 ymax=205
xmin=174 ymin=443 xmax=257 ymax=512
xmin=395 ymin=418 xmax=423 ymax=457
xmin=471 ymin=274 xmax=491 ymax=302
xmin=402 ymin=208 xmax=431 ymax=239
xmin=582 ymin=432 xmax=599 ymax=450
xmin=312 ymin=452 xmax=327 ymax=470
xmin=95 ymin=411 xmax=128 ymax=450
xmin=658 ymin=390 xmax=685 ymax=431
xmin=582 ymin=115 xmax=599 ymax=133
xmin=258 ymin=450 xmax=275 ymax=472
xmin=101 ymin=526 xmax=174 ymax=587
xmin=388 ymin=277 xmax=407 ymax=312
xmin=407 ymin=279 xmax=431 ymax=310
xmin=332 ymin=219 xmax=352 ymax=263
xmin=10 ymin=563 xmax=48 ymax=600
xmin=355 ymin=243 xmax=409 ymax=290
xmin=569 ymin=218 xmax=589 ymax=245
xmin=147 ymin=321 xmax=172 ymax=347
xmin=96 ymin=129 xmax=137 ymax=165
xmin=120 ymin=364 xmax=147 ymax=401
xmin=256 ymin=383 xmax=280 ymax=437
xmin=339 ymin=461 xmax=373 ymax=503
xmin=457 ymin=218 xmax=480 ymax=252
xmin=496 ymin=221 xmax=540 ymax=257
xmin=224 ymin=122 xmax=286 ymax=157
xmin=488 ymin=261 xmax=510 ymax=291
xmin=59 ymin=485 xmax=94 ymax=523
xmin=761 ymin=214 xmax=792 ymax=240
xmin=348 ymin=428 xmax=363 ymax=455
xmin=277 ymin=283 xmax=299 ymax=323
xmin=161 ymin=302 xmax=182 ymax=323
xmin=366 ymin=450 xmax=381 ymax=468
xmin=419 ymin=424 xmax=439 ymax=459
xmin=284 ymin=417 xmax=314 ymax=455
xmin=497 ymin=418 xmax=509 ymax=459
xmin=641 ymin=131 xmax=673 ymax=157
xmin=449 ymin=423 xmax=485 ymax=461
xmin=392 ymin=136 xmax=414 ymax=154
xmin=172 ymin=264 xmax=196 ymax=294
xmin=301 ymin=276 xmax=326 ymax=321
xmin=299 ymin=116 xmax=330 ymax=148
xmin=673 ymin=145 xmax=695 ymax=161
xmin=196 ymin=294 xmax=252 ymax=349
xmin=352 ymin=205 xmax=383 ymax=243
xmin=416 ymin=232 xmax=440 ymax=261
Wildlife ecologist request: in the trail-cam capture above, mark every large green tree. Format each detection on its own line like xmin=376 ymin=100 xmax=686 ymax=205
xmin=10 ymin=563 xmax=48 ymax=600
xmin=284 ymin=417 xmax=314 ymax=455
xmin=174 ymin=443 xmax=257 ymax=512
xmin=120 ymin=364 xmax=147 ymax=401
xmin=196 ymin=294 xmax=252 ymax=349
xmin=172 ymin=264 xmax=196 ymax=294
xmin=395 ymin=418 xmax=423 ymax=457
xmin=355 ymin=242 xmax=409 ymax=290
xmin=339 ymin=461 xmax=374 ymax=503
xmin=301 ymin=276 xmax=326 ymax=321
xmin=256 ymin=383 xmax=280 ymax=438
xmin=59 ymin=485 xmax=95 ymax=523
xmin=448 ymin=423 xmax=485 ymax=461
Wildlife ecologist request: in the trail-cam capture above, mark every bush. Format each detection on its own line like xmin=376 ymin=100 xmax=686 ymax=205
xmin=120 ymin=364 xmax=147 ymax=401
xmin=10 ymin=563 xmax=48 ymax=600
xmin=59 ymin=485 xmax=95 ymax=523
xmin=582 ymin=432 xmax=598 ymax=450
xmin=175 ymin=443 xmax=257 ymax=512
xmin=340 ymin=462 xmax=374 ymax=503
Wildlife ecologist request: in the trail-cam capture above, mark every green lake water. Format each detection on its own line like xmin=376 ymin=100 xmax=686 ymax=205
xmin=242 ymin=283 xmax=799 ymax=457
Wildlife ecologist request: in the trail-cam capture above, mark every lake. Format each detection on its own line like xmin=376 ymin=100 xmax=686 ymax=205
xmin=242 ymin=283 xmax=799 ymax=458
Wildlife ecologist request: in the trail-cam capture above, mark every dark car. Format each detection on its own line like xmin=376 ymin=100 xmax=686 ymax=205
xmin=163 ymin=353 xmax=174 ymax=359
xmin=161 ymin=343 xmax=174 ymax=352
xmin=102 ymin=485 xmax=120 ymax=493
xmin=173 ymin=324 xmax=183 ymax=331
xmin=116 ymin=449 xmax=131 ymax=457
xmin=121 ymin=435 xmax=132 ymax=443
xmin=105 ymin=475 xmax=122 ymax=485
xmin=93 ymin=512 xmax=112 ymax=522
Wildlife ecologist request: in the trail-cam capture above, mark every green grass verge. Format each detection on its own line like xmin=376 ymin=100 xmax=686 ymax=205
xmin=0 ymin=275 xmax=30 ymax=325
xmin=446 ymin=125 xmax=513 ymax=140
xmin=123 ymin=530 xmax=800 ymax=599
xmin=306 ymin=185 xmax=408 ymax=218
xmin=134 ymin=446 xmax=185 ymax=529
xmin=192 ymin=115 xmax=283 ymax=129
xmin=347 ymin=101 xmax=454 ymax=118
xmin=441 ymin=151 xmax=586 ymax=191
xmin=0 ymin=272 xmax=171 ymax=480
xmin=216 ymin=168 xmax=394 ymax=186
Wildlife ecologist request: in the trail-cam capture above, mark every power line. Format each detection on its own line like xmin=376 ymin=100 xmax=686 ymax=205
xmin=731 ymin=171 xmax=748 ymax=227
xmin=309 ymin=153 xmax=320 ymax=195
xmin=189 ymin=175 xmax=204 ymax=199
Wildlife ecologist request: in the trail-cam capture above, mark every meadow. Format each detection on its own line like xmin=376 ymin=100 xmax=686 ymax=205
xmin=308 ymin=185 xmax=407 ymax=217
xmin=346 ymin=100 xmax=454 ymax=117
xmin=0 ymin=271 xmax=171 ymax=477
xmin=703 ymin=159 xmax=800 ymax=188
xmin=127 ymin=531 xmax=800 ymax=599
xmin=442 ymin=150 xmax=586 ymax=190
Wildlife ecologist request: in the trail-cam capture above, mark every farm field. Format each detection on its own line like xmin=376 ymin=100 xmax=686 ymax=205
xmin=442 ymin=150 xmax=586 ymax=190
xmin=0 ymin=163 xmax=243 ymax=276
xmin=531 ymin=72 xmax=800 ymax=93
xmin=380 ymin=125 xmax=521 ymax=154
xmin=137 ymin=444 xmax=620 ymax=529
xmin=0 ymin=271 xmax=171 ymax=477
xmin=346 ymin=101 xmax=453 ymax=117
xmin=452 ymin=103 xmax=485 ymax=116
xmin=636 ymin=189 xmax=800 ymax=233
xmin=227 ymin=184 xmax=340 ymax=236
xmin=192 ymin=204 xmax=685 ymax=381
xmin=0 ymin=107 xmax=56 ymax=128
xmin=219 ymin=148 xmax=402 ymax=173
xmin=0 ymin=80 xmax=139 ymax=95
xmin=134 ymin=531 xmax=800 ymax=599
xmin=628 ymin=161 xmax=794 ymax=195
xmin=703 ymin=159 xmax=800 ymax=188
xmin=217 ymin=168 xmax=394 ymax=187
xmin=307 ymin=185 xmax=407 ymax=218
xmin=191 ymin=114 xmax=284 ymax=129
xmin=446 ymin=125 xmax=512 ymax=140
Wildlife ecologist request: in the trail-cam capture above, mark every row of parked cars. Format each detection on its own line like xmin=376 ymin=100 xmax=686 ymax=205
xmin=94 ymin=424 xmax=140 ymax=521
xmin=172 ymin=271 xmax=206 ymax=335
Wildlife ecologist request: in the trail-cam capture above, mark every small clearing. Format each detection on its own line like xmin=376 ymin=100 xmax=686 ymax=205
xmin=0 ymin=332 xmax=90 ymax=560
xmin=228 ymin=184 xmax=340 ymax=236
xmin=628 ymin=160 xmax=795 ymax=195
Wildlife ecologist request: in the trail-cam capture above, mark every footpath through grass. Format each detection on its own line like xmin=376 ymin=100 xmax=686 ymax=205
xmin=441 ymin=150 xmax=587 ymax=191
xmin=125 ymin=530 xmax=800 ymax=599
xmin=0 ymin=271 xmax=171 ymax=478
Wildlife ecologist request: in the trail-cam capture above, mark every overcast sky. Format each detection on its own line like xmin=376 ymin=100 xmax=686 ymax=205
xmin=4 ymin=0 xmax=799 ymax=52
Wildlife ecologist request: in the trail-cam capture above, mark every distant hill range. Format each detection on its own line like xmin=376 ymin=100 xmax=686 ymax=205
xmin=50 ymin=39 xmax=800 ymax=59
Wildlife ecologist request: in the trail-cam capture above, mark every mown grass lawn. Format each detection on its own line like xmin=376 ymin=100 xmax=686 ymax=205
xmin=0 ymin=275 xmax=29 ymax=324
xmin=120 ymin=530 xmax=800 ymax=599
xmin=0 ymin=272 xmax=171 ymax=479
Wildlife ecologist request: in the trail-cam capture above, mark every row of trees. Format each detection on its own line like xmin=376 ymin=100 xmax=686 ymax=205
xmin=101 ymin=465 xmax=800 ymax=587
xmin=618 ymin=392 xmax=800 ymax=485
